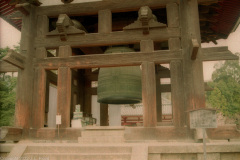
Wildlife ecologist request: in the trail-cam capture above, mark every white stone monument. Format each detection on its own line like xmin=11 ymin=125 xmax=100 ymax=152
xmin=71 ymin=104 xmax=83 ymax=128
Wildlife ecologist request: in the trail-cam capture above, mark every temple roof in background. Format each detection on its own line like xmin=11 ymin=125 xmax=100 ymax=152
xmin=0 ymin=0 xmax=239 ymax=44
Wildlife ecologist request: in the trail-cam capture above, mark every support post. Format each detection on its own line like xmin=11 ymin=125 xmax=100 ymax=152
xmin=170 ymin=60 xmax=185 ymax=127
xmin=98 ymin=9 xmax=112 ymax=33
xmin=57 ymin=45 xmax=72 ymax=128
xmin=32 ymin=67 xmax=46 ymax=128
xmin=156 ymin=70 xmax=162 ymax=122
xmin=141 ymin=62 xmax=157 ymax=127
xmin=100 ymin=103 xmax=109 ymax=126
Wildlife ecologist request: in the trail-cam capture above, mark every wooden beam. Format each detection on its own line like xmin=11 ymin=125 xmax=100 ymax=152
xmin=36 ymin=15 xmax=49 ymax=38
xmin=202 ymin=47 xmax=239 ymax=61
xmin=2 ymin=50 xmax=26 ymax=69
xmin=142 ymin=62 xmax=157 ymax=127
xmin=36 ymin=0 xmax=216 ymax=17
xmin=36 ymin=0 xmax=178 ymax=17
xmin=190 ymin=39 xmax=200 ymax=60
xmin=15 ymin=3 xmax=30 ymax=15
xmin=35 ymin=28 xmax=180 ymax=48
xmin=35 ymin=50 xmax=182 ymax=70
xmin=0 ymin=61 xmax=18 ymax=73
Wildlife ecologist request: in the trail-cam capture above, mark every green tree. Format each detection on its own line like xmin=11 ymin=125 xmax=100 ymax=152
xmin=206 ymin=55 xmax=240 ymax=126
xmin=0 ymin=46 xmax=18 ymax=126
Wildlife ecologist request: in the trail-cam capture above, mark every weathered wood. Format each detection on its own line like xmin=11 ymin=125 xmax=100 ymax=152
xmin=2 ymin=50 xmax=26 ymax=69
xmin=140 ymin=40 xmax=154 ymax=52
xmin=36 ymin=15 xmax=49 ymax=38
xmin=0 ymin=60 xmax=18 ymax=73
xmin=57 ymin=67 xmax=72 ymax=128
xmin=0 ymin=127 xmax=22 ymax=141
xmin=58 ymin=45 xmax=72 ymax=57
xmin=15 ymin=6 xmax=37 ymax=130
xmin=36 ymin=0 xmax=178 ymax=17
xmin=36 ymin=47 xmax=47 ymax=58
xmin=36 ymin=0 xmax=215 ymax=17
xmin=166 ymin=3 xmax=179 ymax=28
xmin=170 ymin=60 xmax=185 ymax=127
xmin=35 ymin=28 xmax=180 ymax=48
xmin=168 ymin=38 xmax=181 ymax=51
xmin=32 ymin=67 xmax=46 ymax=128
xmin=191 ymin=39 xmax=200 ymax=60
xmin=98 ymin=9 xmax=112 ymax=33
xmin=46 ymin=70 xmax=57 ymax=85
xmin=100 ymin=103 xmax=109 ymax=126
xmin=141 ymin=62 xmax=157 ymax=127
xmin=15 ymin=3 xmax=30 ymax=15
xmin=156 ymin=71 xmax=162 ymax=122
xmin=35 ymin=50 xmax=182 ymax=70
xmin=202 ymin=47 xmax=239 ymax=61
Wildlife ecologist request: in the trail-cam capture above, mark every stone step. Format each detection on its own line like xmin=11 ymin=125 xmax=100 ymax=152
xmin=24 ymin=146 xmax=131 ymax=154
xmin=23 ymin=153 xmax=131 ymax=160
xmin=78 ymin=136 xmax=124 ymax=143
xmin=81 ymin=130 xmax=124 ymax=137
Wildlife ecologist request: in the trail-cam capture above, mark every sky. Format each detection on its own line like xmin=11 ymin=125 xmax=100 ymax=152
xmin=0 ymin=15 xmax=239 ymax=82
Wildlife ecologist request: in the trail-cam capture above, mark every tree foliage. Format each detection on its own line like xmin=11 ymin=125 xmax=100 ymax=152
xmin=0 ymin=46 xmax=18 ymax=126
xmin=0 ymin=75 xmax=17 ymax=126
xmin=206 ymin=55 xmax=240 ymax=124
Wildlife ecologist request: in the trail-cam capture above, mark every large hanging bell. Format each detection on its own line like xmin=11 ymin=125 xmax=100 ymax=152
xmin=97 ymin=46 xmax=142 ymax=104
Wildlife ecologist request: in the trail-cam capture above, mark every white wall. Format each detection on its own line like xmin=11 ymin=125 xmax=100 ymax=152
xmin=0 ymin=18 xmax=21 ymax=49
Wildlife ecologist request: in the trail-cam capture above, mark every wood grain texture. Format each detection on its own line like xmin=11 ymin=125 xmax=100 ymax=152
xmin=98 ymin=9 xmax=112 ymax=33
xmin=190 ymin=39 xmax=200 ymax=60
xmin=35 ymin=28 xmax=180 ymax=48
xmin=100 ymin=103 xmax=109 ymax=126
xmin=166 ymin=3 xmax=179 ymax=28
xmin=169 ymin=38 xmax=181 ymax=51
xmin=140 ymin=40 xmax=154 ymax=52
xmin=32 ymin=67 xmax=46 ymax=128
xmin=170 ymin=60 xmax=185 ymax=127
xmin=202 ymin=47 xmax=239 ymax=61
xmin=35 ymin=50 xmax=182 ymax=70
xmin=2 ymin=50 xmax=26 ymax=69
xmin=0 ymin=61 xmax=18 ymax=73
xmin=36 ymin=0 xmax=178 ymax=17
xmin=36 ymin=15 xmax=48 ymax=38
xmin=141 ymin=62 xmax=157 ymax=127
xmin=57 ymin=67 xmax=72 ymax=128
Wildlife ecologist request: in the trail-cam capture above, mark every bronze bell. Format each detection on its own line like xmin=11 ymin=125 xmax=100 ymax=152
xmin=97 ymin=46 xmax=142 ymax=104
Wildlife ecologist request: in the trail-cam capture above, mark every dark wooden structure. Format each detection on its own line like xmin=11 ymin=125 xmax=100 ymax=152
xmin=1 ymin=0 xmax=240 ymax=140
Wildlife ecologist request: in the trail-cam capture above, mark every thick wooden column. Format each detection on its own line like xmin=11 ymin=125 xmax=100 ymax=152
xmin=98 ymin=9 xmax=112 ymax=125
xmin=170 ymin=60 xmax=185 ymax=127
xmin=141 ymin=62 xmax=157 ymax=127
xmin=15 ymin=6 xmax=37 ymax=130
xmin=57 ymin=45 xmax=72 ymax=128
xmin=179 ymin=0 xmax=206 ymax=127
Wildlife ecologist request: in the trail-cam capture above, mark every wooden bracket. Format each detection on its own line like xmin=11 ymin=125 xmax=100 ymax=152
xmin=47 ymin=14 xmax=85 ymax=41
xmin=190 ymin=39 xmax=200 ymax=60
xmin=15 ymin=3 xmax=30 ymax=15
xmin=2 ymin=50 xmax=26 ymax=69
xmin=123 ymin=6 xmax=166 ymax=34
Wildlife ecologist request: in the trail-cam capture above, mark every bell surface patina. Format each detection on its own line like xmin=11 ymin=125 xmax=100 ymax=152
xmin=97 ymin=46 xmax=142 ymax=104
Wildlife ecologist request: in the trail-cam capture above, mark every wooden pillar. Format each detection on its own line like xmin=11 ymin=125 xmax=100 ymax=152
xmin=98 ymin=9 xmax=112 ymax=33
xmin=170 ymin=60 xmax=185 ymax=127
xmin=57 ymin=45 xmax=72 ymax=128
xmin=100 ymin=103 xmax=108 ymax=126
xmin=141 ymin=62 xmax=157 ymax=127
xmin=179 ymin=0 xmax=206 ymax=126
xmin=15 ymin=6 xmax=37 ymax=130
xmin=32 ymin=67 xmax=46 ymax=128
xmin=140 ymin=40 xmax=156 ymax=127
xmin=98 ymin=9 xmax=112 ymax=125
xmin=156 ymin=69 xmax=162 ymax=122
